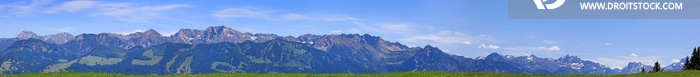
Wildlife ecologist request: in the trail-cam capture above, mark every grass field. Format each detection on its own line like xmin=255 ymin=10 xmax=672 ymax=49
xmin=2 ymin=71 xmax=698 ymax=77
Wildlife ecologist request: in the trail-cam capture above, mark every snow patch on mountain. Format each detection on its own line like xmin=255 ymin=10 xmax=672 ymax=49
xmin=570 ymin=63 xmax=584 ymax=70
xmin=476 ymin=56 xmax=485 ymax=60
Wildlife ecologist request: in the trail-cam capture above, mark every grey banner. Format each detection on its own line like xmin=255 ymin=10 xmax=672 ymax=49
xmin=509 ymin=0 xmax=700 ymax=19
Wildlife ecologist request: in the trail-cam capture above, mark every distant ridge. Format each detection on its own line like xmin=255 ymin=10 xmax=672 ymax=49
xmin=0 ymin=26 xmax=684 ymax=75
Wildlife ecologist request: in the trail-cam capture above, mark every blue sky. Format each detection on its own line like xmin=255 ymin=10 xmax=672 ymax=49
xmin=0 ymin=0 xmax=698 ymax=69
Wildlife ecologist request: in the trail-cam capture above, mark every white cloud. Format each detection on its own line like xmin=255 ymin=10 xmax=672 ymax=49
xmin=537 ymin=46 xmax=547 ymax=50
xmin=401 ymin=34 xmax=472 ymax=45
xmin=478 ymin=44 xmax=500 ymax=49
xmin=354 ymin=22 xmax=412 ymax=35
xmin=211 ymin=7 xmax=269 ymax=18
xmin=45 ymin=1 xmax=97 ymax=13
xmin=351 ymin=21 xmax=497 ymax=50
xmin=159 ymin=30 xmax=179 ymax=36
xmin=548 ymin=46 xmax=560 ymax=51
xmin=505 ymin=46 xmax=561 ymax=52
xmin=604 ymin=43 xmax=612 ymax=46
xmin=593 ymin=57 xmax=629 ymax=69
xmin=91 ymin=3 xmax=191 ymax=26
xmin=592 ymin=55 xmax=662 ymax=69
xmin=505 ymin=51 xmax=532 ymax=57
xmin=611 ymin=66 xmax=623 ymax=69
xmin=397 ymin=29 xmax=499 ymax=47
xmin=283 ymin=13 xmax=307 ymax=20
xmin=356 ymin=23 xmax=417 ymax=34
xmin=439 ymin=31 xmax=466 ymax=36
xmin=140 ymin=4 xmax=190 ymax=11
xmin=378 ymin=23 xmax=412 ymax=32
xmin=138 ymin=4 xmax=190 ymax=19
xmin=94 ymin=3 xmax=135 ymax=16
xmin=331 ymin=30 xmax=342 ymax=33
xmin=3 ymin=0 xmax=53 ymax=16
xmin=319 ymin=15 xmax=358 ymax=21
xmin=462 ymin=41 xmax=471 ymax=45
xmin=95 ymin=3 xmax=190 ymax=17
xmin=118 ymin=29 xmax=144 ymax=35
xmin=672 ymin=59 xmax=681 ymax=63
xmin=629 ymin=53 xmax=638 ymax=57
xmin=283 ymin=13 xmax=359 ymax=22
xmin=0 ymin=1 xmax=195 ymax=26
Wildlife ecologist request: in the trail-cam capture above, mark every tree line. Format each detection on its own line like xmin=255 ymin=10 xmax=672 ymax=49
xmin=684 ymin=47 xmax=700 ymax=71
xmin=640 ymin=61 xmax=663 ymax=73
xmin=634 ymin=47 xmax=700 ymax=73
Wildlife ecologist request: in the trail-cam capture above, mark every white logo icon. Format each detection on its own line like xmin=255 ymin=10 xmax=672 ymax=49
xmin=534 ymin=0 xmax=565 ymax=9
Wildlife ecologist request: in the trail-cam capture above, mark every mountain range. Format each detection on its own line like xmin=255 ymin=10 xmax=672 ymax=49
xmin=0 ymin=26 xmax=685 ymax=75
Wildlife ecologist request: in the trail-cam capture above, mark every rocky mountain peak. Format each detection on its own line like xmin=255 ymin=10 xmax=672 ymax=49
xmin=204 ymin=26 xmax=245 ymax=38
xmin=172 ymin=29 xmax=201 ymax=37
xmin=53 ymin=32 xmax=72 ymax=36
xmin=557 ymin=55 xmax=583 ymax=63
xmin=17 ymin=31 xmax=40 ymax=39
xmin=43 ymin=32 xmax=75 ymax=44
xmin=619 ymin=62 xmax=653 ymax=74
xmin=626 ymin=62 xmax=645 ymax=66
xmin=207 ymin=26 xmax=232 ymax=30
xmin=485 ymin=52 xmax=505 ymax=61
xmin=128 ymin=29 xmax=162 ymax=38
xmin=175 ymin=29 xmax=197 ymax=34
xmin=144 ymin=29 xmax=160 ymax=35
xmin=424 ymin=45 xmax=435 ymax=49
xmin=204 ymin=26 xmax=240 ymax=34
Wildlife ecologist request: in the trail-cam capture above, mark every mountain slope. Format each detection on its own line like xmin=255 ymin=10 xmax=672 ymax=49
xmin=47 ymin=39 xmax=389 ymax=74
xmin=0 ymin=39 xmax=77 ymax=74
xmin=0 ymin=26 xmax=685 ymax=75
xmin=17 ymin=31 xmax=74 ymax=44
xmin=0 ymin=38 xmax=19 ymax=51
